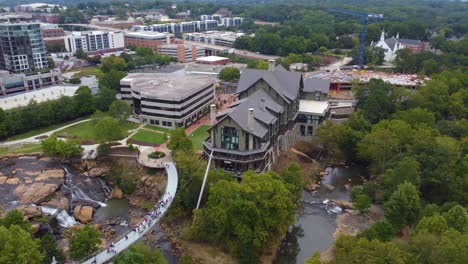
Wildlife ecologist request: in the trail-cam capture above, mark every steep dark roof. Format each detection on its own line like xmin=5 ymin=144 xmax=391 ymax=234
xmin=384 ymin=37 xmax=422 ymax=50
xmin=304 ymin=78 xmax=330 ymax=94
xmin=214 ymin=89 xmax=283 ymax=138
xmin=237 ymin=65 xmax=302 ymax=103
xmin=396 ymin=38 xmax=422 ymax=46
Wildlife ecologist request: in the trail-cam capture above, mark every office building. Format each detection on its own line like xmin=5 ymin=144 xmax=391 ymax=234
xmin=221 ymin=17 xmax=243 ymax=28
xmin=0 ymin=69 xmax=62 ymax=96
xmin=64 ymin=31 xmax=125 ymax=55
xmin=158 ymin=44 xmax=205 ymax=63
xmin=0 ymin=21 xmax=48 ymax=73
xmin=120 ymin=72 xmax=215 ymax=128
xmin=184 ymin=31 xmax=245 ymax=47
xmin=124 ymin=32 xmax=175 ymax=51
xmin=133 ymin=21 xmax=218 ymax=35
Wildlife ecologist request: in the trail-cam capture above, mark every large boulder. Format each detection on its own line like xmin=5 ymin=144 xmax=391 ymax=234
xmin=14 ymin=183 xmax=60 ymax=204
xmin=331 ymin=199 xmax=353 ymax=209
xmin=17 ymin=205 xmax=43 ymax=220
xmin=88 ymin=167 xmax=111 ymax=178
xmin=42 ymin=196 xmax=69 ymax=211
xmin=109 ymin=186 xmax=123 ymax=199
xmin=73 ymin=205 xmax=94 ymax=224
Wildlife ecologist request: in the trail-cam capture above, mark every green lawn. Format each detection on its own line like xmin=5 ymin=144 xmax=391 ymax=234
xmin=0 ymin=144 xmax=42 ymax=156
xmin=144 ymin=125 xmax=171 ymax=134
xmin=129 ymin=130 xmax=167 ymax=145
xmin=6 ymin=117 xmax=90 ymax=142
xmin=188 ymin=125 xmax=210 ymax=150
xmin=56 ymin=120 xmax=137 ymax=144
xmin=69 ymin=66 xmax=104 ymax=79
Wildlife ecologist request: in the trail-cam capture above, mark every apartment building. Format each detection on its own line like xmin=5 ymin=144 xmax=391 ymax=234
xmin=64 ymin=31 xmax=125 ymax=55
xmin=0 ymin=21 xmax=48 ymax=73
xmin=158 ymin=44 xmax=205 ymax=63
xmin=204 ymin=61 xmax=303 ymax=173
xmin=40 ymin=23 xmax=64 ymax=38
xmin=221 ymin=17 xmax=243 ymax=28
xmin=184 ymin=31 xmax=245 ymax=47
xmin=132 ymin=20 xmax=218 ymax=35
xmin=120 ymin=72 xmax=215 ymax=128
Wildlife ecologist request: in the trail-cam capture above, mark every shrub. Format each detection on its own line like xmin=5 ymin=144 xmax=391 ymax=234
xmin=149 ymin=151 xmax=166 ymax=159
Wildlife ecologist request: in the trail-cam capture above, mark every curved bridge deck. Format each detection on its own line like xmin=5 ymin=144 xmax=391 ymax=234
xmin=81 ymin=162 xmax=178 ymax=264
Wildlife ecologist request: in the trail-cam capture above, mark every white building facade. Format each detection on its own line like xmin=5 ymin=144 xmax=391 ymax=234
xmin=64 ymin=31 xmax=125 ymax=55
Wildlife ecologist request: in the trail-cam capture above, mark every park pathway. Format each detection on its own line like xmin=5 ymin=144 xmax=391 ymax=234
xmin=81 ymin=162 xmax=178 ymax=264
xmin=0 ymin=119 xmax=92 ymax=147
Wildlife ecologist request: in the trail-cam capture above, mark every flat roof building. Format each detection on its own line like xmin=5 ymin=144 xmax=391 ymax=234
xmin=124 ymin=31 xmax=175 ymax=52
xmin=195 ymin=56 xmax=230 ymax=65
xmin=64 ymin=31 xmax=125 ymax=55
xmin=158 ymin=44 xmax=205 ymax=63
xmin=0 ymin=84 xmax=79 ymax=110
xmin=120 ymin=72 xmax=215 ymax=128
xmin=0 ymin=69 xmax=62 ymax=97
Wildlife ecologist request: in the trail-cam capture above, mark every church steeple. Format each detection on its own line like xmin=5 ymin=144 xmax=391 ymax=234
xmin=380 ymin=31 xmax=385 ymax=41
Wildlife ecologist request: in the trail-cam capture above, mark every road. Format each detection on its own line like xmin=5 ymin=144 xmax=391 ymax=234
xmin=82 ymin=162 xmax=178 ymax=264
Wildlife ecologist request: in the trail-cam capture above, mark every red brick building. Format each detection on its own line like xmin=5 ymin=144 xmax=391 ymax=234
xmin=124 ymin=32 xmax=176 ymax=52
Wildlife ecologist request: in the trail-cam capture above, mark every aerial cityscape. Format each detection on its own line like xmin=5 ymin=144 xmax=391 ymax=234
xmin=0 ymin=0 xmax=467 ymax=263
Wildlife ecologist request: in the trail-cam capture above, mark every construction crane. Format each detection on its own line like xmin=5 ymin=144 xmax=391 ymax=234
xmin=329 ymin=8 xmax=383 ymax=70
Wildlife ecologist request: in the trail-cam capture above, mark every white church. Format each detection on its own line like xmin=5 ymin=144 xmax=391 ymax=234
xmin=372 ymin=31 xmax=427 ymax=62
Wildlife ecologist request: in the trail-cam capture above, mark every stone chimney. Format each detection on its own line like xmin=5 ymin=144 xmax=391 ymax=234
xmin=260 ymin=98 xmax=266 ymax=111
xmin=209 ymin=104 xmax=216 ymax=126
xmin=268 ymin=60 xmax=275 ymax=72
xmin=166 ymin=34 xmax=171 ymax=45
xmin=248 ymin=108 xmax=254 ymax=131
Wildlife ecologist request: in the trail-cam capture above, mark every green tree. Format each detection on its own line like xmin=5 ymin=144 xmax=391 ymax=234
xmin=0 ymin=108 xmax=7 ymax=139
xmin=69 ymin=224 xmax=101 ymax=260
xmin=75 ymin=49 xmax=87 ymax=60
xmin=359 ymin=220 xmax=395 ymax=242
xmin=101 ymin=55 xmax=128 ymax=73
xmin=415 ymin=214 xmax=449 ymax=235
xmin=115 ymin=242 xmax=167 ymax=264
xmin=381 ymin=156 xmax=421 ymax=196
xmin=316 ymin=121 xmax=345 ymax=159
xmin=304 ymin=252 xmax=321 ymax=264
xmin=188 ymin=172 xmax=296 ymax=262
xmin=95 ymin=86 xmax=116 ymax=112
xmin=218 ymin=67 xmax=240 ymax=82
xmin=167 ymin=127 xmax=193 ymax=152
xmin=432 ymin=229 xmax=468 ymax=264
xmin=40 ymin=233 xmax=65 ymax=264
xmin=41 ymin=135 xmax=58 ymax=156
xmin=354 ymin=194 xmax=372 ymax=213
xmin=74 ymin=86 xmax=96 ymax=115
xmin=0 ymin=209 xmax=31 ymax=232
xmin=384 ymin=182 xmax=421 ymax=230
xmin=0 ymin=225 xmax=43 ymax=264
xmin=444 ymin=205 xmax=468 ymax=234
xmin=109 ymin=100 xmax=132 ymax=121
xmin=357 ymin=127 xmax=399 ymax=172
xmin=278 ymin=162 xmax=304 ymax=204
xmin=55 ymin=139 xmax=82 ymax=159
xmin=99 ymin=70 xmax=127 ymax=92
xmin=95 ymin=117 xmax=124 ymax=142
xmin=332 ymin=235 xmax=414 ymax=264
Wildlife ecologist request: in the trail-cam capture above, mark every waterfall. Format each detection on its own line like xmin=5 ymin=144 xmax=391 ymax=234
xmin=97 ymin=178 xmax=112 ymax=197
xmin=41 ymin=206 xmax=78 ymax=228
xmin=63 ymin=167 xmax=107 ymax=207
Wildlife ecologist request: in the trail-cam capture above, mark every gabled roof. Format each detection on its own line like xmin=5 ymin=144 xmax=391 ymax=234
xmin=304 ymin=78 xmax=330 ymax=94
xmin=384 ymin=37 xmax=422 ymax=51
xmin=237 ymin=65 xmax=302 ymax=103
xmin=213 ymin=89 xmax=283 ymax=138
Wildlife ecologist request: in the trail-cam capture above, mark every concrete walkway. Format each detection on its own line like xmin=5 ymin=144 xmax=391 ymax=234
xmin=0 ymin=119 xmax=92 ymax=147
xmin=82 ymin=162 xmax=178 ymax=264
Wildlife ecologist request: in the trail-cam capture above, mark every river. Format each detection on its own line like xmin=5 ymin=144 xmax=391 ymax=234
xmin=275 ymin=166 xmax=367 ymax=264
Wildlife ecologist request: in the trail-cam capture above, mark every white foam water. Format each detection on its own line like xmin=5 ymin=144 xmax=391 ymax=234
xmin=41 ymin=206 xmax=78 ymax=228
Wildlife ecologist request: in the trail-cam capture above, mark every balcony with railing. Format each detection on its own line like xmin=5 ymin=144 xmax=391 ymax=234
xmin=203 ymin=138 xmax=272 ymax=163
